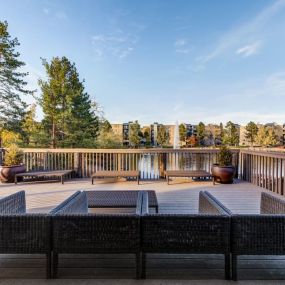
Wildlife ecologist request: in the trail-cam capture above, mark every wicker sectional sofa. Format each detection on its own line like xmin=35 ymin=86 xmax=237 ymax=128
xmin=1 ymin=190 xmax=285 ymax=280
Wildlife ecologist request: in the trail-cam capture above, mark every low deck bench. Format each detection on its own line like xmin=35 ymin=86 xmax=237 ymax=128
xmin=15 ymin=170 xmax=73 ymax=184
xmin=165 ymin=170 xmax=213 ymax=185
xmin=91 ymin=170 xmax=140 ymax=185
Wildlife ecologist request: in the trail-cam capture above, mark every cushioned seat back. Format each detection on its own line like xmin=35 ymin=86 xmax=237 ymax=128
xmin=53 ymin=214 xmax=140 ymax=253
xmin=0 ymin=214 xmax=50 ymax=254
xmin=142 ymin=214 xmax=230 ymax=253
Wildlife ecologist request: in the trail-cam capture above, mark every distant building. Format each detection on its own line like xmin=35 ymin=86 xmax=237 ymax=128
xmin=165 ymin=125 xmax=175 ymax=146
xmin=184 ymin=124 xmax=197 ymax=137
xmin=239 ymin=126 xmax=248 ymax=146
xmin=150 ymin=122 xmax=163 ymax=146
xmin=123 ymin=122 xmax=132 ymax=146
xmin=110 ymin=122 xmax=132 ymax=146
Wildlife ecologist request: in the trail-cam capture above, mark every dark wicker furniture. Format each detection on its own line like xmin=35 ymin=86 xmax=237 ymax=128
xmin=15 ymin=170 xmax=73 ymax=184
xmin=0 ymin=191 xmax=51 ymax=278
xmin=86 ymin=190 xmax=159 ymax=213
xmin=52 ymin=191 xmax=143 ymax=279
xmin=165 ymin=170 xmax=213 ymax=185
xmin=231 ymin=191 xmax=285 ymax=281
xmin=140 ymin=190 xmax=231 ymax=279
xmin=91 ymin=170 xmax=140 ymax=185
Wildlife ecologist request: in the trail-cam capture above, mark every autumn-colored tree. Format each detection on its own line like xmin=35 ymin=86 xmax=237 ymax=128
xmin=255 ymin=126 xmax=277 ymax=147
xmin=186 ymin=135 xmax=198 ymax=147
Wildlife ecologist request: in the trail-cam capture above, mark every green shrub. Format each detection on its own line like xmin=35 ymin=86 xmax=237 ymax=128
xmin=4 ymin=144 xmax=24 ymax=166
xmin=217 ymin=145 xmax=232 ymax=166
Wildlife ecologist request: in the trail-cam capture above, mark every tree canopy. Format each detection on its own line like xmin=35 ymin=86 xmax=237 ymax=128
xmin=255 ymin=126 xmax=277 ymax=147
xmin=196 ymin=122 xmax=206 ymax=146
xmin=129 ymin=121 xmax=141 ymax=147
xmin=0 ymin=21 xmax=32 ymax=145
xmin=38 ymin=56 xmax=99 ymax=148
xmin=245 ymin=121 xmax=258 ymax=146
xmin=157 ymin=125 xmax=169 ymax=147
xmin=223 ymin=121 xmax=239 ymax=146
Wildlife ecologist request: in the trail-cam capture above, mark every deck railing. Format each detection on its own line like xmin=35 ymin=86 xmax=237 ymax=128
xmin=240 ymin=149 xmax=285 ymax=196
xmin=7 ymin=148 xmax=240 ymax=179
xmin=2 ymin=147 xmax=285 ymax=195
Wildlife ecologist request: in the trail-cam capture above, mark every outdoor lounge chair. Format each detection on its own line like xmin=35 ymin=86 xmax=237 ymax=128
xmin=140 ymin=190 xmax=231 ymax=279
xmin=231 ymin=191 xmax=285 ymax=281
xmin=0 ymin=191 xmax=51 ymax=278
xmin=51 ymin=191 xmax=143 ymax=279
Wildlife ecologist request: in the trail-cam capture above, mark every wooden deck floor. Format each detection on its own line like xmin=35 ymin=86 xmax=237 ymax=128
xmin=1 ymin=178 xmax=285 ymax=283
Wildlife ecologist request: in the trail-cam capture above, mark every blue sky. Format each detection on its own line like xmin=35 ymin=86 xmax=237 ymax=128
xmin=1 ymin=0 xmax=285 ymax=125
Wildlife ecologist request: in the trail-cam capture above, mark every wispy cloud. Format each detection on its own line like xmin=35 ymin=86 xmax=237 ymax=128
xmin=174 ymin=38 xmax=192 ymax=54
xmin=55 ymin=11 xmax=67 ymax=20
xmin=197 ymin=0 xmax=285 ymax=64
xmin=91 ymin=31 xmax=139 ymax=60
xmin=236 ymin=41 xmax=261 ymax=57
xmin=42 ymin=5 xmax=67 ymax=20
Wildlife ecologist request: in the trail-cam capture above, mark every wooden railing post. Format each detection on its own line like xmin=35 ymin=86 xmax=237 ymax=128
xmin=74 ymin=152 xmax=82 ymax=178
xmin=0 ymin=148 xmax=5 ymax=165
xmin=159 ymin=153 xmax=167 ymax=178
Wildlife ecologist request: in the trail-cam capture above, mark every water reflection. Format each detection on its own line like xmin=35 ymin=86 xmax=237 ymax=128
xmin=138 ymin=153 xmax=220 ymax=180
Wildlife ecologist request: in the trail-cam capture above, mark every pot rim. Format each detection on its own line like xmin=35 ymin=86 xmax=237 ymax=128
xmin=212 ymin=163 xmax=235 ymax=168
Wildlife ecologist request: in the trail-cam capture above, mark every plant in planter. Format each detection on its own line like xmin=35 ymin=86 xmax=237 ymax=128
xmin=211 ymin=145 xmax=235 ymax=184
xmin=0 ymin=144 xmax=26 ymax=183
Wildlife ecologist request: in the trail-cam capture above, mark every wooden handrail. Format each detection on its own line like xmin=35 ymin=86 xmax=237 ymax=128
xmin=18 ymin=147 xmax=240 ymax=154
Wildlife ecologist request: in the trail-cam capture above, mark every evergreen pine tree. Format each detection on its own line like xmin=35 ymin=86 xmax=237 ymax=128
xmin=38 ymin=56 xmax=99 ymax=148
xmin=0 ymin=21 xmax=32 ymax=145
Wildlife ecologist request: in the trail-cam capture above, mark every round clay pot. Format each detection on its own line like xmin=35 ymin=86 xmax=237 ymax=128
xmin=211 ymin=164 xmax=235 ymax=184
xmin=0 ymin=164 xmax=26 ymax=183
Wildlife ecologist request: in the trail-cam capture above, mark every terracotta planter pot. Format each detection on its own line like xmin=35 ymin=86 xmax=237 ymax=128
xmin=0 ymin=164 xmax=26 ymax=183
xmin=211 ymin=164 xmax=235 ymax=184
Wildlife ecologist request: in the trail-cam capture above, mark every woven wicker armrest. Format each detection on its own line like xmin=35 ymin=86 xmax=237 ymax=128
xmin=141 ymin=191 xmax=149 ymax=215
xmin=0 ymin=214 xmax=51 ymax=254
xmin=53 ymin=214 xmax=140 ymax=253
xmin=260 ymin=192 xmax=285 ymax=214
xmin=51 ymin=191 xmax=88 ymax=215
xmin=0 ymin=191 xmax=26 ymax=214
xmin=200 ymin=191 xmax=232 ymax=215
xmin=135 ymin=191 xmax=144 ymax=215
